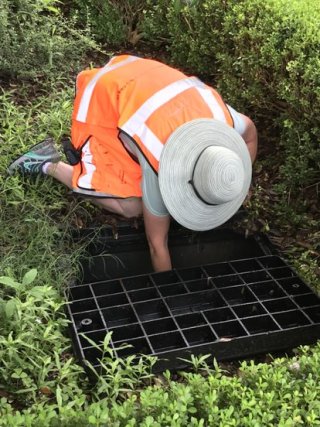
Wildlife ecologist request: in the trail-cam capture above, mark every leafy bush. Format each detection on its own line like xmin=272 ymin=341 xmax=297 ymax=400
xmin=0 ymin=270 xmax=85 ymax=406
xmin=68 ymin=0 xmax=147 ymax=46
xmin=142 ymin=0 xmax=320 ymax=192
xmin=1 ymin=345 xmax=320 ymax=426
xmin=0 ymin=0 xmax=95 ymax=80
xmin=1 ymin=1 xmax=319 ymax=425
xmin=68 ymin=0 xmax=126 ymax=46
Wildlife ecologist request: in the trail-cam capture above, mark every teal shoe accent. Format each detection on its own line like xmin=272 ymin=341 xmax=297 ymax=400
xmin=8 ymin=138 xmax=61 ymax=175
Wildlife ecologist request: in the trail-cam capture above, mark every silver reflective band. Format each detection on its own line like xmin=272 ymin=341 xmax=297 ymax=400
xmin=76 ymin=56 xmax=141 ymax=123
xmin=121 ymin=77 xmax=226 ymax=161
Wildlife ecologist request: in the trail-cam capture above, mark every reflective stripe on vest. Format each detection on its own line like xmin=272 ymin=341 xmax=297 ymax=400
xmin=74 ymin=56 xmax=232 ymax=184
xmin=76 ymin=55 xmax=141 ymax=123
xmin=121 ymin=77 xmax=228 ymax=161
xmin=77 ymin=139 xmax=95 ymax=189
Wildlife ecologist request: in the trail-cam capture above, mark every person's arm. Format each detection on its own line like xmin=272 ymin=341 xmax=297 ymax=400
xmin=143 ymin=203 xmax=172 ymax=272
xmin=228 ymin=106 xmax=258 ymax=163
xmin=125 ymin=138 xmax=172 ymax=272
xmin=238 ymin=113 xmax=258 ymax=163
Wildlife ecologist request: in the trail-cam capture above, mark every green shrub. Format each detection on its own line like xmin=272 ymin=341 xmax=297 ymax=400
xmin=69 ymin=0 xmax=126 ymax=46
xmin=0 ymin=271 xmax=85 ymax=406
xmin=1 ymin=345 xmax=320 ymax=426
xmin=1 ymin=1 xmax=319 ymax=424
xmin=68 ymin=0 xmax=147 ymax=46
xmin=142 ymin=0 xmax=320 ymax=192
xmin=0 ymin=0 xmax=95 ymax=80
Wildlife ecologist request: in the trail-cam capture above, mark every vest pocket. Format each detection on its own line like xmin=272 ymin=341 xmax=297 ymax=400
xmin=62 ymin=136 xmax=82 ymax=166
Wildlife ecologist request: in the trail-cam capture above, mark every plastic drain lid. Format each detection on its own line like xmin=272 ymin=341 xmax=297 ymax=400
xmin=81 ymin=319 xmax=93 ymax=326
xmin=66 ymin=255 xmax=320 ymax=373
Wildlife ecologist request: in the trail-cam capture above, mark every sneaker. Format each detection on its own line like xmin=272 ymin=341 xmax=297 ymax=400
xmin=8 ymin=137 xmax=61 ymax=175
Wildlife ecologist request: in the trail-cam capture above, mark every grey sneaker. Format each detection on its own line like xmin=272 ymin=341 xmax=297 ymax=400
xmin=8 ymin=137 xmax=61 ymax=175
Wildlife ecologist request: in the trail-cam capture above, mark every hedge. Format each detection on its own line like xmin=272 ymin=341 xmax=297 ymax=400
xmin=141 ymin=0 xmax=320 ymax=191
xmin=2 ymin=0 xmax=319 ymax=189
xmin=1 ymin=343 xmax=320 ymax=426
xmin=0 ymin=0 xmax=94 ymax=79
xmin=1 ymin=1 xmax=319 ymax=425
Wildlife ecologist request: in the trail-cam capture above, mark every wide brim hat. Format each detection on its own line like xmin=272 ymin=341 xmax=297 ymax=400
xmin=158 ymin=118 xmax=252 ymax=231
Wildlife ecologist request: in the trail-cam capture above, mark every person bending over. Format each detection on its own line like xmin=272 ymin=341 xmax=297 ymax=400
xmin=8 ymin=55 xmax=258 ymax=272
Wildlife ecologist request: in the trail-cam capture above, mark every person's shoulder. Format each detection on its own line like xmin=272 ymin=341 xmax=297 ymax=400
xmin=76 ymin=68 xmax=99 ymax=91
xmin=227 ymin=105 xmax=248 ymax=136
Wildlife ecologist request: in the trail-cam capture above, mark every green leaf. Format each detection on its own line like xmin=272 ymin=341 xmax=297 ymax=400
xmin=28 ymin=286 xmax=47 ymax=299
xmin=46 ymin=6 xmax=60 ymax=13
xmin=56 ymin=385 xmax=62 ymax=407
xmin=11 ymin=373 xmax=21 ymax=379
xmin=5 ymin=299 xmax=16 ymax=319
xmin=88 ymin=415 xmax=97 ymax=424
xmin=0 ymin=276 xmax=20 ymax=290
xmin=22 ymin=269 xmax=38 ymax=286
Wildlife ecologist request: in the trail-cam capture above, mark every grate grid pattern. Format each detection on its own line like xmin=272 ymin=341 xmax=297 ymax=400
xmin=67 ymin=255 xmax=320 ymax=371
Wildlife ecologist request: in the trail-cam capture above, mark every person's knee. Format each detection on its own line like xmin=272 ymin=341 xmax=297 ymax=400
xmin=119 ymin=199 xmax=143 ymax=218
xmin=146 ymin=232 xmax=168 ymax=253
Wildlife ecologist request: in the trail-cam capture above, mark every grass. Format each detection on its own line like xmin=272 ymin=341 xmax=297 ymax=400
xmin=0 ymin=83 xmax=99 ymax=285
xmin=0 ymin=77 xmax=320 ymax=426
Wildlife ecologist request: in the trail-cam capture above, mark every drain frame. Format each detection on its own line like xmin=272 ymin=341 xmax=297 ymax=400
xmin=66 ymin=254 xmax=320 ymax=373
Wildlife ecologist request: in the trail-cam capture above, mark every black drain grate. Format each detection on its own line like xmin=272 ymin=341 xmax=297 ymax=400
xmin=66 ymin=255 xmax=320 ymax=372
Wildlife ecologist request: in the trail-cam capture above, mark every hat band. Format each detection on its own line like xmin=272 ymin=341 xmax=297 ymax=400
xmin=188 ymin=146 xmax=217 ymax=206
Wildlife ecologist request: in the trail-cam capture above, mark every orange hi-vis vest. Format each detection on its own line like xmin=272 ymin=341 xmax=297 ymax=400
xmin=71 ymin=54 xmax=234 ymax=198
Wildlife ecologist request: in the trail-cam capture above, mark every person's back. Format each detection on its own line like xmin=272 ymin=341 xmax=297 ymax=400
xmin=71 ymin=55 xmax=235 ymax=195
xmin=8 ymin=54 xmax=257 ymax=271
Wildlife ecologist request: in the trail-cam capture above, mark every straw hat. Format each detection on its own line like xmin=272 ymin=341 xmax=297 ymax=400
xmin=158 ymin=118 xmax=252 ymax=231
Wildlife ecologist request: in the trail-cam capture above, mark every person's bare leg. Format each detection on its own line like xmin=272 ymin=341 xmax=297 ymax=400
xmin=46 ymin=161 xmax=142 ymax=218
xmin=92 ymin=197 xmax=142 ymax=217
xmin=46 ymin=161 xmax=73 ymax=188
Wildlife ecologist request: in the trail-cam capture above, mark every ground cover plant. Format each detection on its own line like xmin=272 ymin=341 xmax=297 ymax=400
xmin=0 ymin=0 xmax=99 ymax=80
xmin=0 ymin=0 xmax=319 ymax=425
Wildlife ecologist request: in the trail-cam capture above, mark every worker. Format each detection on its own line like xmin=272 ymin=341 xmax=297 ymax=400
xmin=8 ymin=54 xmax=258 ymax=272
